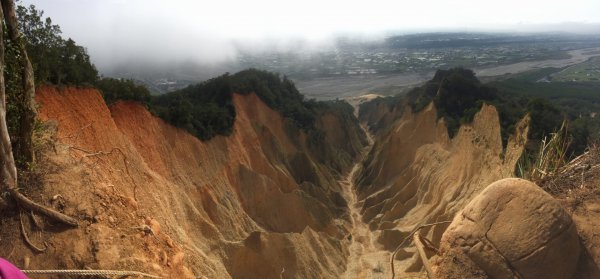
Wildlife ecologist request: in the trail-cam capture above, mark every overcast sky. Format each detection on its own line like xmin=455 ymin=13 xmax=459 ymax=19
xmin=22 ymin=0 xmax=600 ymax=71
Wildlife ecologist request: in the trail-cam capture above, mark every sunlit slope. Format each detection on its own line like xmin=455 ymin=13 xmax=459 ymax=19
xmin=24 ymin=86 xmax=366 ymax=278
xmin=355 ymin=102 xmax=529 ymax=274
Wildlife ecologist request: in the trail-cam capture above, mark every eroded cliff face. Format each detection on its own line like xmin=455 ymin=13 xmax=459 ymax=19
xmin=0 ymin=86 xmax=365 ymax=278
xmin=0 ymin=85 xmax=535 ymax=278
xmin=355 ymin=102 xmax=529 ymax=274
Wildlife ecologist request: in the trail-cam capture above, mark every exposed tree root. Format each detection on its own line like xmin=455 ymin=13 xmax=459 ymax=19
xmin=419 ymin=234 xmax=440 ymax=255
xmin=11 ymin=189 xmax=78 ymax=227
xmin=29 ymin=211 xmax=42 ymax=229
xmin=413 ymin=232 xmax=433 ymax=279
xmin=390 ymin=220 xmax=451 ymax=279
xmin=20 ymin=211 xmax=47 ymax=252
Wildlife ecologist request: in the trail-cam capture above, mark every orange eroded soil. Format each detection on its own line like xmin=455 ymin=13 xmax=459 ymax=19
xmin=0 ymin=86 xmax=366 ymax=278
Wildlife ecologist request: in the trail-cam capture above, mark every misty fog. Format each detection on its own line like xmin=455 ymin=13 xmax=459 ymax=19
xmin=20 ymin=0 xmax=600 ymax=84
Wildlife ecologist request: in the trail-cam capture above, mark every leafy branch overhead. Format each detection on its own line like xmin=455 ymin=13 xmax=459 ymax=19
xmin=16 ymin=4 xmax=97 ymax=85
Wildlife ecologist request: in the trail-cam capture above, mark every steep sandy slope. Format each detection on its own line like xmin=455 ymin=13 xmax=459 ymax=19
xmin=537 ymin=147 xmax=600 ymax=278
xmin=355 ymin=102 xmax=529 ymax=276
xmin=0 ymin=86 xmax=365 ymax=278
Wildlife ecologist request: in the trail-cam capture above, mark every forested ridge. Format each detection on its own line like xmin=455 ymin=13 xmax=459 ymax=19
xmin=360 ymin=67 xmax=593 ymax=159
xmin=152 ymin=69 xmax=336 ymax=140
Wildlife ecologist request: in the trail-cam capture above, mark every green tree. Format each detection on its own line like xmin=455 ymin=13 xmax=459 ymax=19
xmin=0 ymin=0 xmax=78 ymax=232
xmin=95 ymin=77 xmax=151 ymax=105
xmin=16 ymin=4 xmax=97 ymax=85
xmin=16 ymin=4 xmax=61 ymax=83
xmin=406 ymin=68 xmax=498 ymax=137
xmin=526 ymin=98 xmax=564 ymax=142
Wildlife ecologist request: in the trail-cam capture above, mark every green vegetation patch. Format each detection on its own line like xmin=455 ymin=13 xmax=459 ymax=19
xmin=152 ymin=69 xmax=343 ymax=141
xmin=17 ymin=4 xmax=98 ymax=85
xmin=361 ymin=67 xmax=594 ymax=158
xmin=490 ymin=75 xmax=600 ymax=155
xmin=551 ymin=56 xmax=600 ymax=82
xmin=96 ymin=78 xmax=152 ymax=105
xmin=405 ymin=68 xmax=499 ymax=137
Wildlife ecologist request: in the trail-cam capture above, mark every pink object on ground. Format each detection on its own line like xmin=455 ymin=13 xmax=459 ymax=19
xmin=0 ymin=258 xmax=28 ymax=279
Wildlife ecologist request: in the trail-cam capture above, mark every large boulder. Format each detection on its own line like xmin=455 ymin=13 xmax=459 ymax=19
xmin=434 ymin=178 xmax=580 ymax=279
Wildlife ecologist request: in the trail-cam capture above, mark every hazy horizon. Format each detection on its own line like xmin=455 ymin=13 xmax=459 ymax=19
xmin=22 ymin=0 xmax=600 ymax=73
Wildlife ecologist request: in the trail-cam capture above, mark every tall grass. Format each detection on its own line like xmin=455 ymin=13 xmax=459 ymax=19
xmin=517 ymin=120 xmax=571 ymax=181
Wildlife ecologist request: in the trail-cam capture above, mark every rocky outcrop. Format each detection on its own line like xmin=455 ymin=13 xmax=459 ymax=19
xmin=434 ymin=178 xmax=580 ymax=279
xmin=2 ymin=86 xmax=366 ymax=278
xmin=355 ymin=102 xmax=530 ymax=274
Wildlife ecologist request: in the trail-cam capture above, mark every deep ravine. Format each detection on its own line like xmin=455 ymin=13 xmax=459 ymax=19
xmin=339 ymin=126 xmax=392 ymax=279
